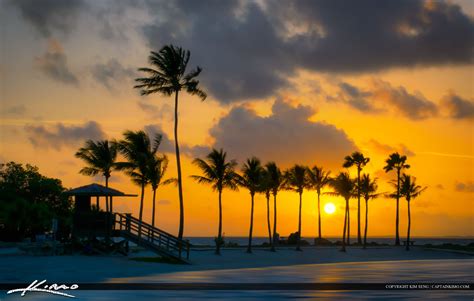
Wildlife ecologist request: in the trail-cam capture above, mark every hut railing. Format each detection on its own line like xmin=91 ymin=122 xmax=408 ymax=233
xmin=114 ymin=213 xmax=190 ymax=260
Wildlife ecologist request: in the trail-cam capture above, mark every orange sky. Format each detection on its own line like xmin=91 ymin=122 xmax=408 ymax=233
xmin=0 ymin=0 xmax=473 ymax=238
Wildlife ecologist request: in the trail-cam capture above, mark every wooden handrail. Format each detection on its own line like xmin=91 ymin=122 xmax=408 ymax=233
xmin=114 ymin=213 xmax=190 ymax=260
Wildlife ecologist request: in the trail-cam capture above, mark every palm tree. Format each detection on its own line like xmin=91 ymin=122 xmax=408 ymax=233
xmin=265 ymin=162 xmax=284 ymax=252
xmin=359 ymin=174 xmax=380 ymax=249
xmin=146 ymin=155 xmax=174 ymax=228
xmin=237 ymin=157 xmax=264 ymax=253
xmin=135 ymin=45 xmax=207 ymax=240
xmin=75 ymin=140 xmax=117 ymax=212
xmin=191 ymin=149 xmax=238 ymax=255
xmin=343 ymin=152 xmax=370 ymax=245
xmin=116 ymin=131 xmax=162 ymax=227
xmin=327 ymin=172 xmax=354 ymax=252
xmin=307 ymin=166 xmax=331 ymax=240
xmin=284 ymin=165 xmax=309 ymax=251
xmin=383 ymin=152 xmax=410 ymax=246
xmin=399 ymin=174 xmax=426 ymax=251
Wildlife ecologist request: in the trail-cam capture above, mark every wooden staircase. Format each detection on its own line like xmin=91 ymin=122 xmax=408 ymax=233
xmin=113 ymin=213 xmax=191 ymax=263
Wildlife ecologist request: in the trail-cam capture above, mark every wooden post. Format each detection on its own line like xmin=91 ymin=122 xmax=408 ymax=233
xmin=96 ymin=196 xmax=99 ymax=209
xmin=110 ymin=196 xmax=113 ymax=213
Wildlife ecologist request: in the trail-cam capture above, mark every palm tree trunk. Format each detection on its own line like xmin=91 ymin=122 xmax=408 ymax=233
xmin=271 ymin=193 xmax=277 ymax=252
xmin=105 ymin=176 xmax=109 ymax=213
xmin=266 ymin=193 xmax=272 ymax=246
xmin=247 ymin=193 xmax=255 ymax=253
xmin=363 ymin=199 xmax=368 ymax=249
xmin=216 ymin=189 xmax=222 ymax=255
xmin=346 ymin=201 xmax=350 ymax=245
xmin=296 ymin=192 xmax=302 ymax=251
xmin=357 ymin=167 xmax=362 ymax=245
xmin=174 ymin=90 xmax=185 ymax=240
xmin=138 ymin=181 xmax=145 ymax=239
xmin=406 ymin=199 xmax=411 ymax=251
xmin=395 ymin=168 xmax=401 ymax=246
xmin=341 ymin=198 xmax=348 ymax=252
xmin=152 ymin=188 xmax=157 ymax=228
xmin=317 ymin=191 xmax=321 ymax=239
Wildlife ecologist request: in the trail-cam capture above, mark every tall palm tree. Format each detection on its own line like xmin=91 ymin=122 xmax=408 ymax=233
xmin=307 ymin=166 xmax=331 ymax=240
xmin=75 ymin=140 xmax=117 ymax=212
xmin=146 ymin=155 xmax=173 ymax=228
xmin=265 ymin=162 xmax=284 ymax=252
xmin=191 ymin=149 xmax=238 ymax=255
xmin=261 ymin=169 xmax=273 ymax=246
xmin=135 ymin=45 xmax=207 ymax=240
xmin=399 ymin=174 xmax=426 ymax=251
xmin=327 ymin=172 xmax=354 ymax=252
xmin=116 ymin=131 xmax=161 ymax=227
xmin=284 ymin=165 xmax=309 ymax=251
xmin=343 ymin=152 xmax=370 ymax=245
xmin=359 ymin=174 xmax=380 ymax=249
xmin=237 ymin=157 xmax=264 ymax=253
xmin=383 ymin=152 xmax=410 ymax=246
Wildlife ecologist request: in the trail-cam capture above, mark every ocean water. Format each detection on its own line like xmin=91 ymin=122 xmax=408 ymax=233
xmin=186 ymin=236 xmax=474 ymax=246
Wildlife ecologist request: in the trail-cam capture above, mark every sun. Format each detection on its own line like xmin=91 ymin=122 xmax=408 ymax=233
xmin=324 ymin=203 xmax=336 ymax=214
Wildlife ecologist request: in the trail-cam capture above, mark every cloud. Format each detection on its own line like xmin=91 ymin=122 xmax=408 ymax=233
xmin=455 ymin=181 xmax=474 ymax=192
xmin=367 ymin=139 xmax=415 ymax=157
xmin=207 ymin=99 xmax=357 ymax=168
xmin=34 ymin=39 xmax=78 ymax=85
xmin=440 ymin=93 xmax=474 ymax=119
xmin=91 ymin=58 xmax=137 ymax=90
xmin=328 ymin=80 xmax=438 ymax=120
xmin=141 ymin=0 xmax=473 ymax=102
xmin=0 ymin=105 xmax=27 ymax=117
xmin=8 ymin=0 xmax=85 ymax=38
xmin=137 ymin=102 xmax=173 ymax=120
xmin=144 ymin=124 xmax=209 ymax=158
xmin=25 ymin=121 xmax=105 ymax=150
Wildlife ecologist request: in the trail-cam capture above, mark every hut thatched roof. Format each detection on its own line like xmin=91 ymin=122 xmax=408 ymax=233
xmin=64 ymin=183 xmax=137 ymax=197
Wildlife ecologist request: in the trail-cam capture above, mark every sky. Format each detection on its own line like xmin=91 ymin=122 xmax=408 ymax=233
xmin=0 ymin=0 xmax=473 ymax=238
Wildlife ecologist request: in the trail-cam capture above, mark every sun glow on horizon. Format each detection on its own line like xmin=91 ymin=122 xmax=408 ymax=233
xmin=324 ymin=203 xmax=336 ymax=215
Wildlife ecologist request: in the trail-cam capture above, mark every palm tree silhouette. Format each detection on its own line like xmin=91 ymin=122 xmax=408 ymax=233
xmin=399 ymin=174 xmax=426 ymax=251
xmin=307 ymin=166 xmax=331 ymax=240
xmin=135 ymin=45 xmax=207 ymax=240
xmin=359 ymin=174 xmax=380 ymax=249
xmin=284 ymin=165 xmax=309 ymax=251
xmin=265 ymin=162 xmax=284 ymax=252
xmin=191 ymin=149 xmax=238 ymax=255
xmin=384 ymin=152 xmax=410 ymax=246
xmin=327 ymin=172 xmax=354 ymax=252
xmin=343 ymin=152 xmax=370 ymax=245
xmin=260 ymin=169 xmax=273 ymax=247
xmin=146 ymin=155 xmax=174 ymax=228
xmin=237 ymin=157 xmax=264 ymax=254
xmin=75 ymin=140 xmax=117 ymax=211
xmin=116 ymin=131 xmax=162 ymax=227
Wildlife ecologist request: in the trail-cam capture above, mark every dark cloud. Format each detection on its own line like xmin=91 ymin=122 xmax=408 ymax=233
xmin=25 ymin=121 xmax=105 ymax=150
xmin=328 ymin=82 xmax=378 ymax=112
xmin=371 ymin=80 xmax=438 ymax=120
xmin=34 ymin=39 xmax=78 ymax=85
xmin=91 ymin=58 xmax=136 ymax=90
xmin=328 ymin=80 xmax=438 ymax=120
xmin=141 ymin=0 xmax=474 ymax=102
xmin=207 ymin=99 xmax=357 ymax=168
xmin=455 ymin=181 xmax=474 ymax=192
xmin=440 ymin=93 xmax=474 ymax=119
xmin=367 ymin=139 xmax=415 ymax=157
xmin=8 ymin=0 xmax=85 ymax=38
xmin=144 ymin=124 xmax=209 ymax=158
xmin=0 ymin=105 xmax=27 ymax=117
xmin=137 ymin=101 xmax=173 ymax=120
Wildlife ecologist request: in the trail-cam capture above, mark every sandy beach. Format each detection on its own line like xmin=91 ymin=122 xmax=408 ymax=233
xmin=1 ymin=245 xmax=473 ymax=300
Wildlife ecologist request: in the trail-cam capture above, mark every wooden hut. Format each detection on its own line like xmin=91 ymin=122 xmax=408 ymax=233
xmin=64 ymin=183 xmax=136 ymax=239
